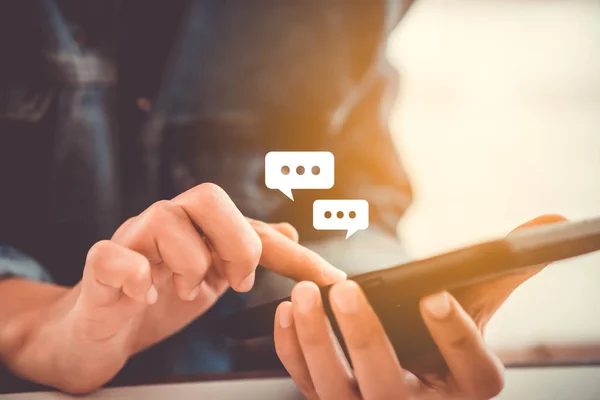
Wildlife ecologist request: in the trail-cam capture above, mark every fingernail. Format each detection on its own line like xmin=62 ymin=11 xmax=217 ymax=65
xmin=278 ymin=302 xmax=293 ymax=329
xmin=187 ymin=284 xmax=203 ymax=301
xmin=325 ymin=267 xmax=347 ymax=283
xmin=238 ymin=272 xmax=255 ymax=292
xmin=330 ymin=281 xmax=361 ymax=314
xmin=423 ymin=292 xmax=451 ymax=319
xmin=294 ymin=282 xmax=319 ymax=313
xmin=146 ymin=285 xmax=158 ymax=305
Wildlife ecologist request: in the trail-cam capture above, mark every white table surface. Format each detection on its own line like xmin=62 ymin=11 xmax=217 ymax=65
xmin=4 ymin=366 xmax=600 ymax=400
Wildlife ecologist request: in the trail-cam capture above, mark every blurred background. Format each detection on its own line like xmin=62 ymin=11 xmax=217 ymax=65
xmin=387 ymin=0 xmax=600 ymax=364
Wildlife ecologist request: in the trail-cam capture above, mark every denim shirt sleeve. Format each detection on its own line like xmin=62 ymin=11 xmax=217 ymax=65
xmin=0 ymin=245 xmax=53 ymax=283
xmin=0 ymin=246 xmax=53 ymax=394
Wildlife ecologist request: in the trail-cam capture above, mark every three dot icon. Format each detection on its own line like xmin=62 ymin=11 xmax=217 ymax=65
xmin=265 ymin=151 xmax=369 ymax=239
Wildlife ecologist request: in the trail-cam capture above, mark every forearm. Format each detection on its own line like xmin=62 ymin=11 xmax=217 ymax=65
xmin=0 ymin=278 xmax=78 ymax=390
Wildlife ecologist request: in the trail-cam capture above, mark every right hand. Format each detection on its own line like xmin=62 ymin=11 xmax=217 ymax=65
xmin=275 ymin=282 xmax=504 ymax=400
xmin=4 ymin=183 xmax=346 ymax=393
xmin=274 ymin=215 xmax=566 ymax=400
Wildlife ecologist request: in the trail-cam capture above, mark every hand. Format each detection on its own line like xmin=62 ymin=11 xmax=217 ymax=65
xmin=274 ymin=214 xmax=565 ymax=400
xmin=5 ymin=183 xmax=345 ymax=393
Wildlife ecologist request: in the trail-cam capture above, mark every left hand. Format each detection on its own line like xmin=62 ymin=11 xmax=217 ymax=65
xmin=4 ymin=183 xmax=347 ymax=394
xmin=274 ymin=214 xmax=566 ymax=400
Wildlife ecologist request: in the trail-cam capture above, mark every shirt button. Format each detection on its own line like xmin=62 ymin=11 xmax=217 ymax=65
xmin=136 ymin=97 xmax=152 ymax=112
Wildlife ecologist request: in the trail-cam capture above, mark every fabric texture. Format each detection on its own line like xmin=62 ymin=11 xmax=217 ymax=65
xmin=0 ymin=245 xmax=53 ymax=282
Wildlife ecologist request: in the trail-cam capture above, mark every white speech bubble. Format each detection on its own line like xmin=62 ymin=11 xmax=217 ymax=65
xmin=265 ymin=151 xmax=335 ymax=200
xmin=313 ymin=199 xmax=369 ymax=239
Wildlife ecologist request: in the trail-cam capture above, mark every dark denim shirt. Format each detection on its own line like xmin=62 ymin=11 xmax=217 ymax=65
xmin=0 ymin=0 xmax=413 ymax=390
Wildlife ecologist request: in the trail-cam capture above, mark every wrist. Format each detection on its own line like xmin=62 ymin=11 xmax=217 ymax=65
xmin=20 ymin=284 xmax=130 ymax=393
xmin=48 ymin=301 xmax=131 ymax=393
xmin=0 ymin=278 xmax=66 ymax=355
xmin=0 ymin=279 xmax=68 ymax=382
xmin=0 ymin=280 xmax=115 ymax=393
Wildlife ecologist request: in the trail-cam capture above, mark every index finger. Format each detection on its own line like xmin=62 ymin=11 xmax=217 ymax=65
xmin=172 ymin=183 xmax=262 ymax=291
xmin=252 ymin=221 xmax=347 ymax=286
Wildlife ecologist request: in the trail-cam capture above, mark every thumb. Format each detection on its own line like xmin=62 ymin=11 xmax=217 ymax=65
xmin=452 ymin=213 xmax=567 ymax=328
xmin=500 ymin=213 xmax=568 ymax=284
xmin=509 ymin=213 xmax=568 ymax=233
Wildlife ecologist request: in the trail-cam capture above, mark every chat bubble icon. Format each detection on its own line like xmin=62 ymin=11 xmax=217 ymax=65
xmin=265 ymin=151 xmax=335 ymax=200
xmin=313 ymin=199 xmax=369 ymax=239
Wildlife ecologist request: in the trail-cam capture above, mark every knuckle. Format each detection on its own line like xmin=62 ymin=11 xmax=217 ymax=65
xmin=112 ymin=217 xmax=137 ymax=240
xmin=85 ymin=240 xmax=113 ymax=266
xmin=274 ymin=336 xmax=292 ymax=360
xmin=146 ymin=200 xmax=176 ymax=224
xmin=279 ymin=222 xmax=299 ymax=241
xmin=191 ymin=249 xmax=212 ymax=276
xmin=143 ymin=200 xmax=190 ymax=232
xmin=447 ymin=330 xmax=473 ymax=349
xmin=479 ymin=366 xmax=505 ymax=399
xmin=249 ymin=219 xmax=269 ymax=235
xmin=347 ymin=323 xmax=378 ymax=351
xmin=195 ymin=182 xmax=228 ymax=205
xmin=464 ymin=363 xmax=505 ymax=400
xmin=250 ymin=233 xmax=263 ymax=264
xmin=233 ymin=256 xmax=259 ymax=280
xmin=131 ymin=255 xmax=152 ymax=283
xmin=298 ymin=331 xmax=325 ymax=348
xmin=237 ymin=233 xmax=262 ymax=269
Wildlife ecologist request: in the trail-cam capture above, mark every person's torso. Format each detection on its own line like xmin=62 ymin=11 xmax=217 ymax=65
xmin=0 ymin=0 xmax=409 ymax=286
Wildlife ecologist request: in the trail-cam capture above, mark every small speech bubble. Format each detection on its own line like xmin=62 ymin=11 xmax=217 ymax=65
xmin=313 ymin=199 xmax=369 ymax=239
xmin=265 ymin=151 xmax=335 ymax=200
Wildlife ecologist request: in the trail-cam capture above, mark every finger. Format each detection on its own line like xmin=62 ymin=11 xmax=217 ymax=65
xmin=271 ymin=222 xmax=300 ymax=243
xmin=129 ymin=268 xmax=231 ymax=355
xmin=115 ymin=200 xmax=214 ymax=301
xmin=173 ymin=183 xmax=262 ymax=292
xmin=247 ymin=217 xmax=300 ymax=243
xmin=330 ymin=280 xmax=407 ymax=399
xmin=75 ymin=241 xmax=155 ymax=341
xmin=453 ymin=214 xmax=568 ymax=326
xmin=111 ymin=217 xmax=137 ymax=242
xmin=82 ymin=240 xmax=155 ymax=306
xmin=274 ymin=302 xmax=319 ymax=400
xmin=291 ymin=282 xmax=360 ymax=400
xmin=254 ymin=221 xmax=346 ymax=286
xmin=421 ymin=292 xmax=504 ymax=399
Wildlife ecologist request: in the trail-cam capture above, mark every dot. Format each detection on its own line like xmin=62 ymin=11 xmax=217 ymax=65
xmin=311 ymin=166 xmax=320 ymax=175
xmin=324 ymin=211 xmax=332 ymax=219
xmin=336 ymin=211 xmax=344 ymax=218
xmin=296 ymin=165 xmax=305 ymax=175
xmin=349 ymin=211 xmax=356 ymax=219
xmin=281 ymin=165 xmax=290 ymax=175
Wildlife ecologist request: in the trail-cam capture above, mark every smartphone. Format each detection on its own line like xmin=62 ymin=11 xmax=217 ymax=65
xmin=220 ymin=217 xmax=600 ymax=373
